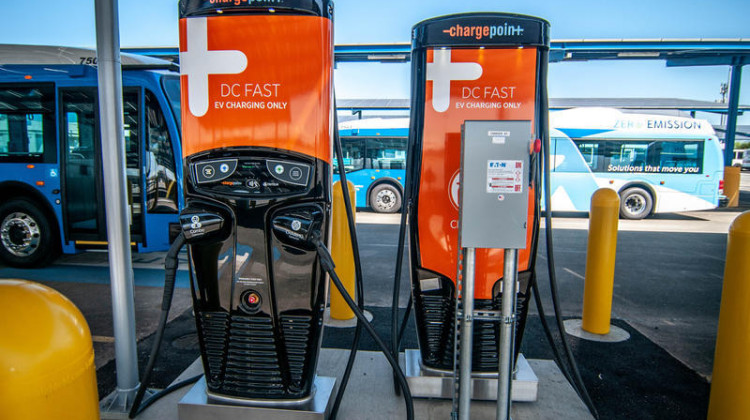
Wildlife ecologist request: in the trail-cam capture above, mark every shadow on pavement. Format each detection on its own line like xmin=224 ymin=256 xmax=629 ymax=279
xmin=107 ymin=307 xmax=710 ymax=420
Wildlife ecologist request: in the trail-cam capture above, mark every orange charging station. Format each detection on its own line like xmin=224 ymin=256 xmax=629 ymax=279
xmin=406 ymin=13 xmax=550 ymax=374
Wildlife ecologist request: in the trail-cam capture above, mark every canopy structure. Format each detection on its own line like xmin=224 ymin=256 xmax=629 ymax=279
xmin=125 ymin=38 xmax=750 ymax=166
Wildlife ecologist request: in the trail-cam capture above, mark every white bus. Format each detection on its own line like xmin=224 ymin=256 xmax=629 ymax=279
xmin=549 ymin=108 xmax=724 ymax=219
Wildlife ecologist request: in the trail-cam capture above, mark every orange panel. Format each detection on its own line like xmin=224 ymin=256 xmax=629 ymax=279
xmin=417 ymin=47 xmax=538 ymax=299
xmin=179 ymin=15 xmax=333 ymax=162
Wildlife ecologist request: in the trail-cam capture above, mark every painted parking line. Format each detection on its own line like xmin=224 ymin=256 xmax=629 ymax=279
xmin=356 ymin=212 xmax=401 ymax=224
xmin=563 ymin=267 xmax=585 ymax=280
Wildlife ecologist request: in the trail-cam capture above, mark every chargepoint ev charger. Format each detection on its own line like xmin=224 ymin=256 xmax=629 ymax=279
xmin=127 ymin=7 xmax=588 ymax=420
xmin=178 ymin=0 xmax=334 ymax=403
xmin=407 ymin=13 xmax=550 ymax=373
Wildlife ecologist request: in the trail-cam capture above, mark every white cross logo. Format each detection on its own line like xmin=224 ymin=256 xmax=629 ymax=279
xmin=180 ymin=17 xmax=248 ymax=117
xmin=426 ymin=48 xmax=483 ymax=113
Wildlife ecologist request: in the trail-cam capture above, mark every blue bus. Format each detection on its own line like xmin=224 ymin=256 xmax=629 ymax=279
xmin=0 ymin=45 xmax=183 ymax=266
xmin=334 ymin=117 xmax=408 ymax=213
xmin=334 ymin=109 xmax=723 ymax=219
xmin=549 ymin=107 xmax=724 ymax=219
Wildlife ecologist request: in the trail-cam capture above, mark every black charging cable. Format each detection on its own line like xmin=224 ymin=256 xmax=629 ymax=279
xmin=330 ymin=101 xmax=414 ymax=418
xmin=541 ymin=115 xmax=599 ymax=419
xmin=130 ymin=374 xmax=201 ymax=417
xmin=128 ymin=233 xmax=201 ymax=418
xmin=527 ymin=156 xmax=575 ymax=386
xmin=530 ymin=276 xmax=574 ymax=385
xmin=328 ymin=107 xmax=368 ymax=420
xmin=390 ymin=189 xmax=411 ymax=395
xmin=312 ymin=234 xmax=415 ymax=420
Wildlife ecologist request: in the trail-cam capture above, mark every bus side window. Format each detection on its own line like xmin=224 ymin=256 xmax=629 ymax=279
xmin=0 ymin=84 xmax=55 ymax=163
xmin=366 ymin=137 xmax=406 ymax=171
xmin=658 ymin=141 xmax=703 ymax=172
xmin=123 ymin=89 xmax=143 ymax=234
xmin=145 ymin=90 xmax=178 ymax=213
xmin=559 ymin=138 xmax=594 ymax=172
xmin=123 ymin=90 xmax=140 ymax=173
xmin=577 ymin=143 xmax=599 ymax=170
xmin=334 ymin=138 xmax=365 ymax=174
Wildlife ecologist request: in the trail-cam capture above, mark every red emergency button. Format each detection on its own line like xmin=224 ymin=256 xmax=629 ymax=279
xmin=246 ymin=292 xmax=260 ymax=305
xmin=241 ymin=290 xmax=262 ymax=313
xmin=533 ymin=138 xmax=542 ymax=154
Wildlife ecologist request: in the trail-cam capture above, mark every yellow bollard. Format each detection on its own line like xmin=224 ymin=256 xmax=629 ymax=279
xmin=582 ymin=188 xmax=620 ymax=335
xmin=0 ymin=279 xmax=99 ymax=420
xmin=330 ymin=180 xmax=357 ymax=320
xmin=708 ymin=211 xmax=750 ymax=420
xmin=723 ymin=166 xmax=741 ymax=208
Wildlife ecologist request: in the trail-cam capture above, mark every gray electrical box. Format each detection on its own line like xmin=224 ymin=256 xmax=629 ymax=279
xmin=459 ymin=120 xmax=532 ymax=249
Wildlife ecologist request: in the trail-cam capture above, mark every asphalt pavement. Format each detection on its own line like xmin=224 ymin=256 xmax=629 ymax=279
xmin=2 ymin=172 xmax=749 ymax=419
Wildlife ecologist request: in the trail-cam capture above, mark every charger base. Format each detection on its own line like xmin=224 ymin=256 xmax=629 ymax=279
xmin=403 ymin=350 xmax=538 ymax=401
xmin=178 ymin=376 xmax=335 ymax=420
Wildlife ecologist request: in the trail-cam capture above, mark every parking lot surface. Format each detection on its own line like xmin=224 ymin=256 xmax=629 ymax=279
xmin=1 ymin=172 xmax=748 ymax=418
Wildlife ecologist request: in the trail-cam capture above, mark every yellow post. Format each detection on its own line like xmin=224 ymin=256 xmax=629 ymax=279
xmin=582 ymin=188 xmax=620 ymax=335
xmin=330 ymin=180 xmax=357 ymax=320
xmin=724 ymin=166 xmax=741 ymax=208
xmin=708 ymin=211 xmax=750 ymax=420
xmin=0 ymin=279 xmax=99 ymax=420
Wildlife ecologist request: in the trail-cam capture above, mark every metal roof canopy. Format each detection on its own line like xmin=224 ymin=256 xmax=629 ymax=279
xmin=125 ymin=38 xmax=750 ymax=163
xmin=333 ymin=39 xmax=750 ymax=65
xmin=332 ymin=39 xmax=750 ymax=164
xmin=125 ymin=38 xmax=750 ymax=65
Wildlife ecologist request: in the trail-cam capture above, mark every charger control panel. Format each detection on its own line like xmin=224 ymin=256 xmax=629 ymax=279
xmin=459 ymin=120 xmax=532 ymax=249
xmin=192 ymin=157 xmax=312 ymax=198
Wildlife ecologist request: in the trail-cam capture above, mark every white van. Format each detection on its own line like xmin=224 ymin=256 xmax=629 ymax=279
xmin=732 ymin=149 xmax=746 ymax=166
xmin=742 ymin=150 xmax=750 ymax=170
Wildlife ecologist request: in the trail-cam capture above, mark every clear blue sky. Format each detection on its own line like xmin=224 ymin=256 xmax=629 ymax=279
xmin=2 ymin=0 xmax=749 ymax=123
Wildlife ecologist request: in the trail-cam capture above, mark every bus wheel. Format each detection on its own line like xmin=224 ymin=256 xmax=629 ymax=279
xmin=370 ymin=184 xmax=402 ymax=213
xmin=0 ymin=199 xmax=58 ymax=267
xmin=619 ymin=187 xmax=653 ymax=220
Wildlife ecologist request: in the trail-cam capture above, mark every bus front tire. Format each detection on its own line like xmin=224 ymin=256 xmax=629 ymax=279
xmin=0 ymin=199 xmax=58 ymax=268
xmin=619 ymin=187 xmax=653 ymax=220
xmin=369 ymin=184 xmax=402 ymax=213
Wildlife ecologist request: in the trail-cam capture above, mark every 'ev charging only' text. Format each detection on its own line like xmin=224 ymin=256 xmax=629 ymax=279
xmin=456 ymin=85 xmax=521 ymax=109
xmin=215 ymin=83 xmax=288 ymax=110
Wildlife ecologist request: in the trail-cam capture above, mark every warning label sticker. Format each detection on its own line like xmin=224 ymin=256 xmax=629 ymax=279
xmin=486 ymin=160 xmax=523 ymax=193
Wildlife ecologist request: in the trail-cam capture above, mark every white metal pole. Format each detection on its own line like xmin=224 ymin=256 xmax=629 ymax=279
xmin=95 ymin=0 xmax=140 ymax=411
xmin=497 ymin=249 xmax=519 ymax=420
xmin=458 ymin=247 xmax=476 ymax=419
